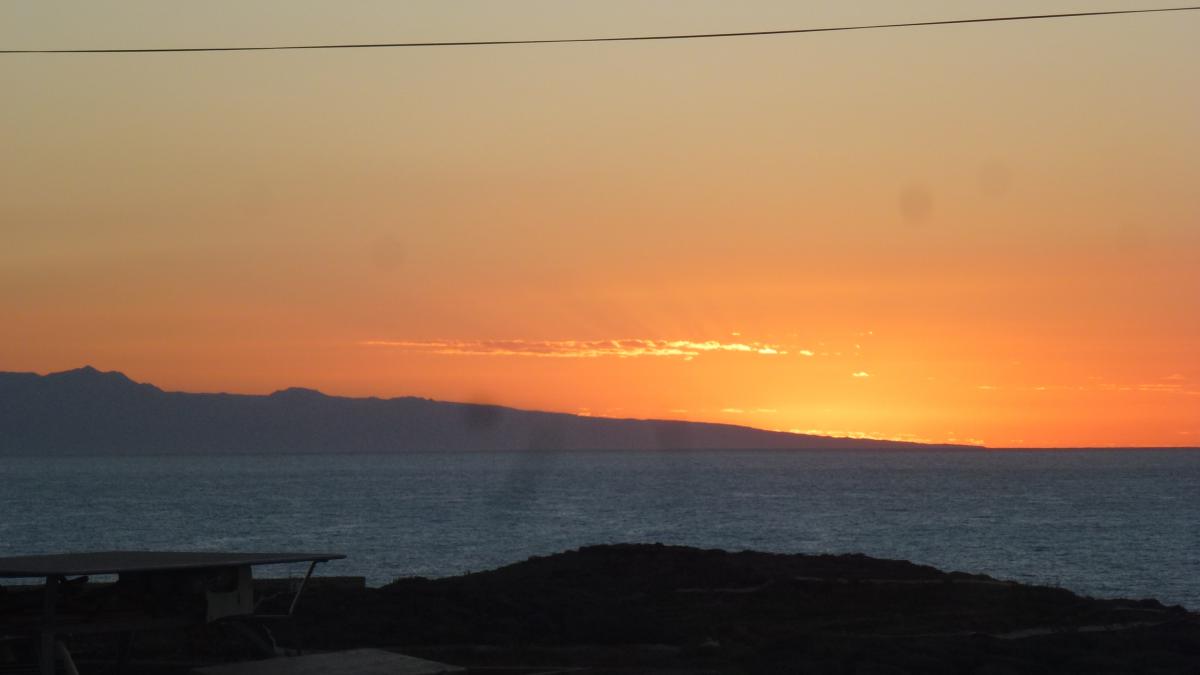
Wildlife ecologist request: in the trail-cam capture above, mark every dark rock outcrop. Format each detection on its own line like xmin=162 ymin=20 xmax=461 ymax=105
xmin=283 ymin=544 xmax=1199 ymax=674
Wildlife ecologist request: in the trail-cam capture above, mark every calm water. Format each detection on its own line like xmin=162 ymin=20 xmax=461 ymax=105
xmin=1 ymin=450 xmax=1197 ymax=609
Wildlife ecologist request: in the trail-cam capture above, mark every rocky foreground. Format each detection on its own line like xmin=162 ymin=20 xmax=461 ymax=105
xmin=64 ymin=544 xmax=1199 ymax=674
xmin=280 ymin=544 xmax=1199 ymax=674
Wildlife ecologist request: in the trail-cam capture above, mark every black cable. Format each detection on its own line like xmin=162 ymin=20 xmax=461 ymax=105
xmin=2 ymin=5 xmax=1198 ymax=55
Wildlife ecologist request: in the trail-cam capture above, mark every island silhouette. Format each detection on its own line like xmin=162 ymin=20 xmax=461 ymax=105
xmin=0 ymin=367 xmax=980 ymax=454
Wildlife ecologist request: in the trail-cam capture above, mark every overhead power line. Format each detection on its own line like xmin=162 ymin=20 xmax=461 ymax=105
xmin=3 ymin=5 xmax=1198 ymax=55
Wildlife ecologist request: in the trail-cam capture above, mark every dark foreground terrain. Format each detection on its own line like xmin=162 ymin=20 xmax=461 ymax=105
xmin=47 ymin=545 xmax=1200 ymax=674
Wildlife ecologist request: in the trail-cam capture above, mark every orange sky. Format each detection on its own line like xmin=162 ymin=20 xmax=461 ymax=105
xmin=2 ymin=1 xmax=1198 ymax=447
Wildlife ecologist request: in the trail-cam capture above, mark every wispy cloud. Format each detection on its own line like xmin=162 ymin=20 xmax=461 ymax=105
xmin=1105 ymin=383 xmax=1200 ymax=395
xmin=362 ymin=338 xmax=790 ymax=360
xmin=1009 ymin=382 xmax=1199 ymax=397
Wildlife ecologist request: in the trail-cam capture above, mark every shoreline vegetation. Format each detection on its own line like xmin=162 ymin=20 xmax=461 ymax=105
xmin=52 ymin=544 xmax=1200 ymax=674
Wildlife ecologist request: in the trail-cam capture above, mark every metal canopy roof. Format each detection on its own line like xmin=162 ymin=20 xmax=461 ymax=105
xmin=0 ymin=551 xmax=345 ymax=578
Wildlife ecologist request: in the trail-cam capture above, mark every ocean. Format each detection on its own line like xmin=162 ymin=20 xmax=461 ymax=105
xmin=1 ymin=450 xmax=1197 ymax=609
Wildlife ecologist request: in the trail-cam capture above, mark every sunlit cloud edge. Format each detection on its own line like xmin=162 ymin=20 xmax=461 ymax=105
xmin=362 ymin=338 xmax=794 ymax=360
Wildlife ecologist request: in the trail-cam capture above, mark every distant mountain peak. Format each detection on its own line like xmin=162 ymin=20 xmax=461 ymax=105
xmin=50 ymin=365 xmax=130 ymax=381
xmin=59 ymin=365 xmax=103 ymax=375
xmin=269 ymin=386 xmax=328 ymax=399
xmin=43 ymin=366 xmax=160 ymax=392
xmin=0 ymin=367 xmax=985 ymax=454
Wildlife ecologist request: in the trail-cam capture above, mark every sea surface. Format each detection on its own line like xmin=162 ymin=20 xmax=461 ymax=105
xmin=1 ymin=450 xmax=1197 ymax=609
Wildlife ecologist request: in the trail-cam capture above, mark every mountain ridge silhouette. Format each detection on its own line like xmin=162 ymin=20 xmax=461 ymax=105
xmin=0 ymin=366 xmax=984 ymax=454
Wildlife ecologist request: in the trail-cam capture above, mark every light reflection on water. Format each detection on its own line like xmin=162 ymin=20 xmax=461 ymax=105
xmin=1 ymin=450 xmax=1197 ymax=609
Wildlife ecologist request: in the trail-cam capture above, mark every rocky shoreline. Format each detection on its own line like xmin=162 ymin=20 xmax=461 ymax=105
xmin=285 ymin=544 xmax=1198 ymax=673
xmin=60 ymin=544 xmax=1200 ymax=673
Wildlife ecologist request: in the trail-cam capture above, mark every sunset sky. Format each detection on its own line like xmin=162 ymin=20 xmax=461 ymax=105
xmin=2 ymin=1 xmax=1198 ymax=447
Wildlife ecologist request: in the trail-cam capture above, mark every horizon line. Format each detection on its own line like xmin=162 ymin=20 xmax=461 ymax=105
xmin=4 ymin=6 xmax=1199 ymax=54
xmin=6 ymin=365 xmax=1200 ymax=450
